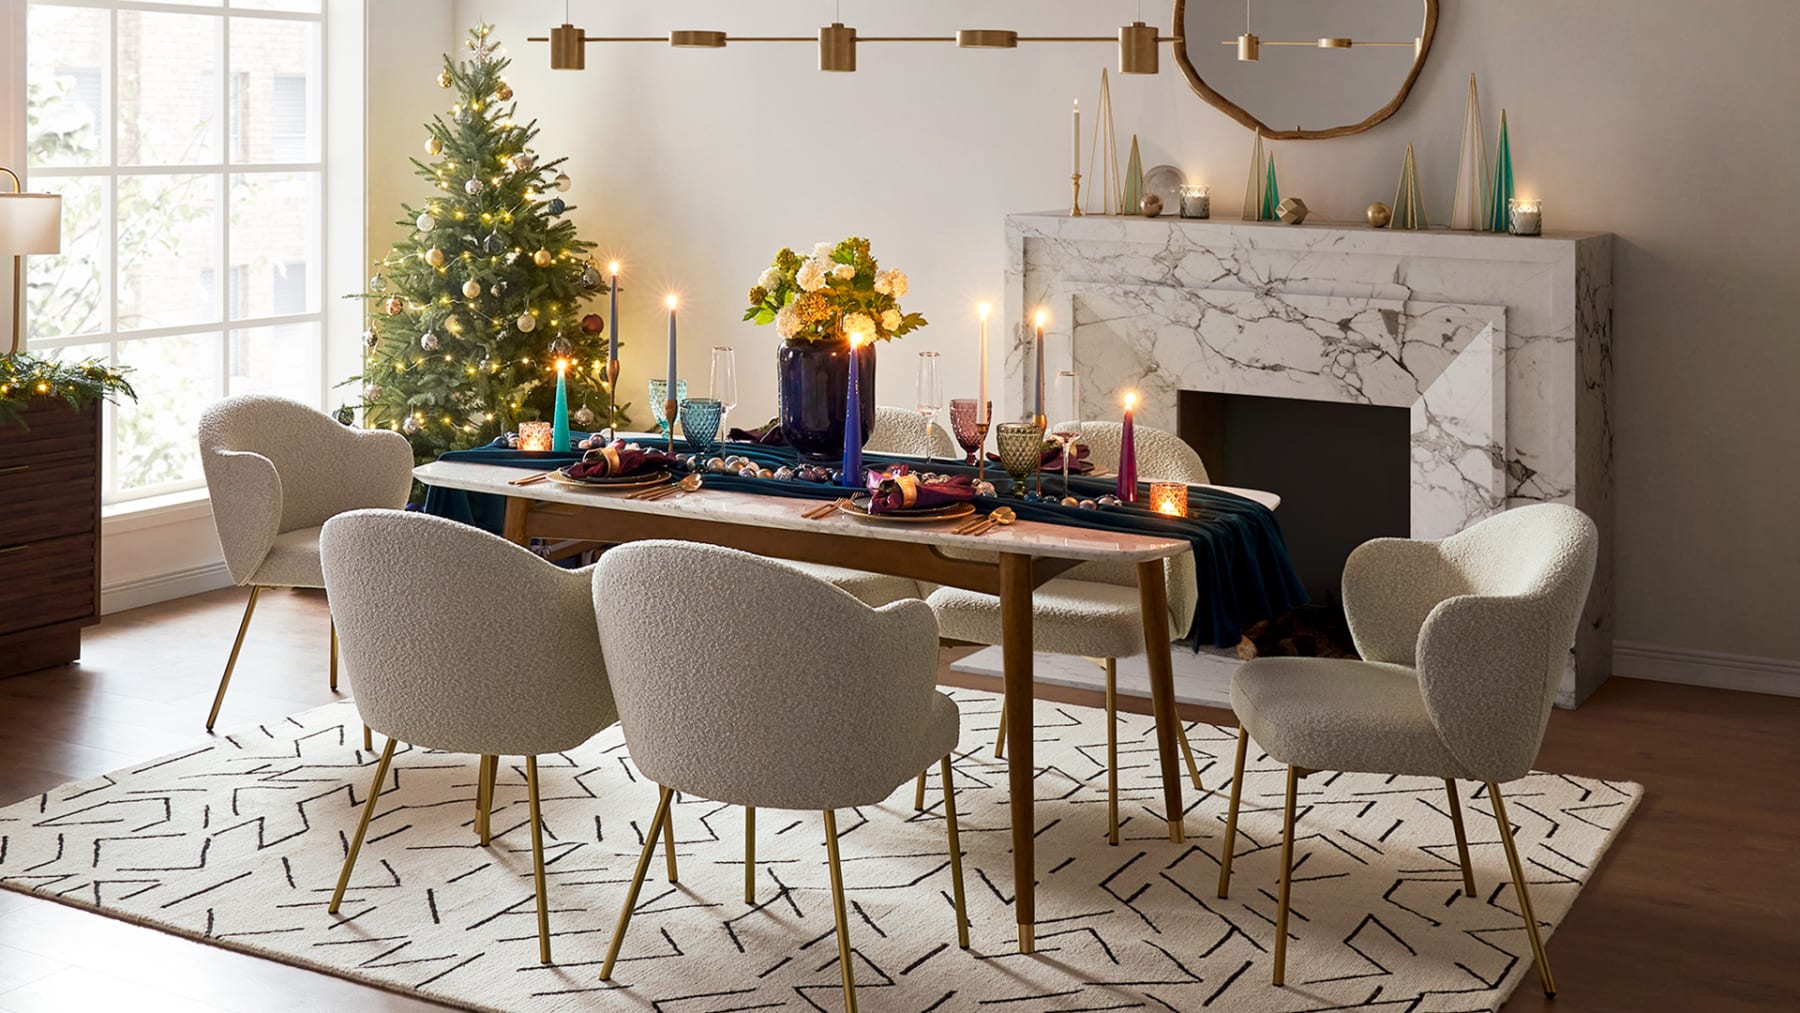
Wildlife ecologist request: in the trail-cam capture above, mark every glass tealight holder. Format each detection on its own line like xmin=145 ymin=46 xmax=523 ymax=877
xmin=518 ymin=421 xmax=554 ymax=452
xmin=1179 ymin=183 xmax=1211 ymax=220
xmin=1149 ymin=481 xmax=1188 ymax=517
xmin=1509 ymin=198 xmax=1543 ymax=236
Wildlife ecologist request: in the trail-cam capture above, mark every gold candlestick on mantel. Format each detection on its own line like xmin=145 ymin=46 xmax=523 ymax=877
xmin=1070 ymin=173 xmax=1084 ymax=217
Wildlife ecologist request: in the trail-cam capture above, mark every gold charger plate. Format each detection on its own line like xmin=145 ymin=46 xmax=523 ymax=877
xmin=547 ymin=468 xmax=674 ymax=491
xmin=837 ymin=497 xmax=977 ymax=524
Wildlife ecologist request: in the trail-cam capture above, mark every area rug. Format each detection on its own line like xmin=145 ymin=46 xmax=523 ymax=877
xmin=0 ymin=690 xmax=1640 ymax=1012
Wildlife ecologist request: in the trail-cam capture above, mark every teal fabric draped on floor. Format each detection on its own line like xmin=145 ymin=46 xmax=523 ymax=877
xmin=422 ymin=436 xmax=1306 ymax=648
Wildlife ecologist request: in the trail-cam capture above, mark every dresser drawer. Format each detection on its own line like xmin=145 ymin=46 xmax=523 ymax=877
xmin=0 ymin=451 xmax=99 ymax=544
xmin=0 ymin=399 xmax=99 ymax=457
xmin=0 ymin=533 xmax=97 ymax=638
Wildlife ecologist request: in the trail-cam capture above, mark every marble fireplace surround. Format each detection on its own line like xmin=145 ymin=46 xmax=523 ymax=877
xmin=991 ymin=212 xmax=1614 ymax=707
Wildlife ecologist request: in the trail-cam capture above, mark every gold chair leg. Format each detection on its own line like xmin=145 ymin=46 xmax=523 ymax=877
xmin=1105 ymin=658 xmax=1120 ymax=845
xmin=744 ymin=806 xmax=756 ymax=904
xmin=329 ymin=738 xmax=397 ymax=913
xmin=476 ymin=755 xmax=498 ymax=846
xmin=1217 ymin=726 xmax=1249 ymax=898
xmin=941 ymin=756 xmax=971 ymax=949
xmin=1490 ymin=782 xmax=1556 ymax=997
xmin=599 ymin=786 xmax=674 ymax=981
xmin=1176 ymin=722 xmax=1204 ymax=792
xmin=362 ymin=725 xmax=373 ymax=751
xmin=1272 ymin=764 xmax=1299 ymax=987
xmin=204 ymin=586 xmax=261 ymax=731
xmin=1445 ymin=779 xmax=1477 ymax=897
xmin=525 ymin=757 xmax=552 ymax=964
xmin=993 ymin=706 xmax=1008 ymax=759
xmin=328 ymin=617 xmax=339 ymax=692
xmin=662 ymin=796 xmax=679 ymax=883
xmin=823 ymin=810 xmax=859 ymax=1013
xmin=914 ymin=770 xmax=927 ymax=812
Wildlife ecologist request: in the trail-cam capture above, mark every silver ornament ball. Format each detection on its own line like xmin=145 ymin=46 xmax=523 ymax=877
xmin=420 ymin=331 xmax=440 ymax=351
xmin=516 ymin=313 xmax=537 ymax=333
xmin=416 ymin=212 xmax=436 ymax=232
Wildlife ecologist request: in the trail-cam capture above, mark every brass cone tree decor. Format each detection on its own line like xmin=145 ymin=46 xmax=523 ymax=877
xmin=1392 ymin=142 xmax=1428 ymax=230
xmin=1450 ymin=73 xmax=1489 ymax=231
xmin=1123 ymin=135 xmax=1145 ymax=214
xmin=1086 ymin=70 xmax=1123 ymax=215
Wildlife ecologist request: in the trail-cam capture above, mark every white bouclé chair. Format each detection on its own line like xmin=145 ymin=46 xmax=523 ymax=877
xmin=1219 ymin=503 xmax=1598 ymax=995
xmin=319 ymin=510 xmax=618 ymax=965
xmin=592 ymin=542 xmax=969 ymax=1011
xmin=197 ymin=395 xmax=414 ymax=732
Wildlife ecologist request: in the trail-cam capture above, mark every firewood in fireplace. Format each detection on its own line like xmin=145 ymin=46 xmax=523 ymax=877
xmin=1237 ymin=601 xmax=1360 ymax=661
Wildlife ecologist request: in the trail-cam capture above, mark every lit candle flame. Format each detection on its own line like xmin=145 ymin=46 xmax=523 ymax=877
xmin=556 ymin=359 xmax=569 ymax=373
xmin=1125 ymin=391 xmax=1137 ymax=411
xmin=978 ymin=302 xmax=991 ymax=321
xmin=665 ymin=294 xmax=679 ymax=310
xmin=608 ymin=260 xmax=620 ymax=275
xmin=1034 ymin=310 xmax=1047 ymax=328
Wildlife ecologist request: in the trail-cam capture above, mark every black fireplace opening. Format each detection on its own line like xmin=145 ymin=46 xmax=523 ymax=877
xmin=1179 ymin=390 xmax=1411 ymax=604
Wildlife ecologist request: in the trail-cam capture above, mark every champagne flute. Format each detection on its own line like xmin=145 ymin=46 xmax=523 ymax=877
xmin=710 ymin=346 xmax=738 ymax=440
xmin=1050 ymin=371 xmax=1082 ymax=498
xmin=916 ymin=351 xmax=943 ymax=464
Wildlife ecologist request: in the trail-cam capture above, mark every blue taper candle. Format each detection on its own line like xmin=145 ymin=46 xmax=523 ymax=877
xmin=841 ymin=334 xmax=864 ymax=487
xmin=607 ymin=262 xmax=619 ymax=371
xmin=552 ymin=360 xmax=571 ymax=452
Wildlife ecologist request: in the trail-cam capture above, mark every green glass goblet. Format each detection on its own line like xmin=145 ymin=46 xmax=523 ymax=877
xmin=995 ymin=421 xmax=1046 ymax=499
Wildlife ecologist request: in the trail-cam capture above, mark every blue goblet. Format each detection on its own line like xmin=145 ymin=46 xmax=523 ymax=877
xmin=680 ymin=397 xmax=725 ymax=458
xmin=648 ymin=379 xmax=688 ymax=436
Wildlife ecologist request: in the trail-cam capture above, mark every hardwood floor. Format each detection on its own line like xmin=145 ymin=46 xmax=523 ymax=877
xmin=1 ymin=587 xmax=1796 ymax=1012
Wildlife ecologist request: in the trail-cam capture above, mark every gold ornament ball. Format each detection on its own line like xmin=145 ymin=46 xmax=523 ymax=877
xmin=533 ymin=248 xmax=553 ymax=268
xmin=517 ymin=313 xmax=537 ymax=333
xmin=496 ymin=83 xmax=513 ymax=101
xmin=1276 ymin=197 xmax=1311 ymax=225
xmin=1139 ymin=193 xmax=1165 ymax=217
xmin=385 ymin=296 xmax=405 ymax=316
xmin=425 ymin=136 xmax=442 ymax=156
xmin=462 ymin=279 xmax=481 ymax=299
xmin=436 ymin=71 xmax=452 ymax=89
xmin=1366 ymin=202 xmax=1393 ymax=229
xmin=425 ymin=247 xmax=445 ymax=267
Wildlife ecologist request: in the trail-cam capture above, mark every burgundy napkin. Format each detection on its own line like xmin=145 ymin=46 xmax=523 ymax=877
xmin=566 ymin=441 xmax=679 ymax=480
xmin=987 ymin=441 xmax=1094 ymax=474
xmin=867 ymin=466 xmax=977 ymax=514
xmin=726 ymin=419 xmax=788 ymax=446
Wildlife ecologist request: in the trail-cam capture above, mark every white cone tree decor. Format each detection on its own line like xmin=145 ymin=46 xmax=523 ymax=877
xmin=1242 ymin=129 xmax=1266 ymax=222
xmin=1450 ymin=73 xmax=1490 ymax=231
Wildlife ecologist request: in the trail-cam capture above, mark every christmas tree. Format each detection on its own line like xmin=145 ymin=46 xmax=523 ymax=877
xmin=350 ymin=24 xmax=616 ymax=474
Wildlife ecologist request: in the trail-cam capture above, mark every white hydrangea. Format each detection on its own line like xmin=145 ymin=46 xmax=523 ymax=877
xmin=843 ymin=312 xmax=877 ymax=343
xmin=873 ymin=272 xmax=892 ymax=296
xmin=796 ymin=258 xmax=829 ymax=293
xmin=758 ymin=267 xmax=781 ymax=290
xmin=776 ymin=301 xmax=802 ymax=339
xmin=832 ymin=263 xmax=855 ymax=280
xmin=886 ymin=269 xmax=909 ymax=297
xmin=812 ymin=242 xmax=836 ymax=259
xmin=881 ymin=308 xmax=903 ymax=332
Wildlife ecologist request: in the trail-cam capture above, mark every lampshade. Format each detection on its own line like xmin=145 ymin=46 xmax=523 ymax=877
xmin=0 ymin=192 xmax=62 ymax=255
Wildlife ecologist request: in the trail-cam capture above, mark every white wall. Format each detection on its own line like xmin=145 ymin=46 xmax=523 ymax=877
xmin=428 ymin=1 xmax=1798 ymax=672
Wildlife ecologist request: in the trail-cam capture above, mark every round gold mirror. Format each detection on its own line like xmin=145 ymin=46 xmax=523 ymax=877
xmin=1174 ymin=0 xmax=1439 ymax=140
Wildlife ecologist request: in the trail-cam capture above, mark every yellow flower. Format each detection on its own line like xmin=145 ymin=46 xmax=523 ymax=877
xmin=795 ymin=291 xmax=832 ymax=323
xmin=748 ymin=286 xmax=768 ymax=306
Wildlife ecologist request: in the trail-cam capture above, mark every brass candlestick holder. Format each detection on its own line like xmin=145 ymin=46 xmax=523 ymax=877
xmin=1032 ymin=412 xmax=1049 ymax=496
xmin=603 ymin=358 xmax=622 ymax=441
xmin=663 ymin=396 xmax=680 ymax=455
xmin=1070 ymin=173 xmax=1084 ymax=217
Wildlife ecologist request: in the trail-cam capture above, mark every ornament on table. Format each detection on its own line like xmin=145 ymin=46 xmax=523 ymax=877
xmin=496 ymin=82 xmax=513 ymax=102
xmin=1450 ymin=73 xmax=1490 ymax=231
xmin=1366 ymin=201 xmax=1393 ymax=229
xmin=369 ymin=272 xmax=387 ymax=293
xmin=425 ymin=246 xmax=446 ymax=267
xmin=416 ymin=212 xmax=436 ymax=232
xmin=572 ymin=405 xmax=596 ymax=427
xmin=465 ymin=178 xmax=485 ymax=196
xmin=533 ymin=248 xmax=553 ymax=267
xmin=1488 ymin=110 xmax=1516 ymax=234
xmin=420 ymin=331 xmax=440 ymax=351
xmin=1242 ymin=128 xmax=1266 ymax=222
xmin=461 ymin=279 xmax=481 ymax=299
xmin=425 ymin=135 xmax=442 ymax=156
xmin=402 ymin=416 xmax=421 ymax=434
xmin=1139 ymin=192 xmax=1164 ymax=217
xmin=549 ymin=337 xmax=575 ymax=360
xmin=437 ymin=71 xmax=452 ymax=88
xmin=516 ymin=312 xmax=537 ymax=333
xmin=510 ymin=152 xmax=536 ymax=173
xmin=385 ymin=296 xmax=405 ymax=316
xmin=1276 ymin=196 xmax=1310 ymax=225
xmin=553 ymin=172 xmax=571 ymax=192
xmin=579 ymin=262 xmax=603 ymax=290
xmin=1392 ymin=142 xmax=1428 ymax=230
xmin=546 ymin=197 xmax=567 ymax=216
xmin=581 ymin=313 xmax=605 ymax=335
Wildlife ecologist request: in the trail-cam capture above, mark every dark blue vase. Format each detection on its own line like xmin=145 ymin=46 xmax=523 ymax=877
xmin=778 ymin=339 xmax=876 ymax=461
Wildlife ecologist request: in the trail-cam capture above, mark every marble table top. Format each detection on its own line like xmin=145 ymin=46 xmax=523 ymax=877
xmin=415 ymin=459 xmax=1203 ymax=564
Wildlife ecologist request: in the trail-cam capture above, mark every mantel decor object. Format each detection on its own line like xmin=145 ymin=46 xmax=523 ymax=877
xmin=1509 ymin=198 xmax=1543 ymax=236
xmin=1242 ymin=130 xmax=1266 ymax=221
xmin=1392 ymin=143 xmax=1428 ymax=230
xmin=1179 ymin=183 xmax=1212 ymax=219
xmin=1450 ymin=73 xmax=1490 ymax=231
xmin=1276 ymin=197 xmax=1310 ymax=225
xmin=1087 ymin=70 xmax=1123 ymax=214
xmin=1366 ymin=201 xmax=1393 ymax=228
xmin=1488 ymin=110 xmax=1517 ymax=234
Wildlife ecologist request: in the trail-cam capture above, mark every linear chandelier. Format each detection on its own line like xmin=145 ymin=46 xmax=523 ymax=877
xmin=1224 ymin=0 xmax=1419 ymax=62
xmin=530 ymin=19 xmax=1179 ymax=75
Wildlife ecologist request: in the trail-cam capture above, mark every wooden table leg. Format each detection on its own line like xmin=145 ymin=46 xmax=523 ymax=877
xmin=1136 ymin=560 xmax=1186 ymax=843
xmin=502 ymin=496 xmax=530 ymax=545
xmin=998 ymin=553 xmax=1037 ymax=954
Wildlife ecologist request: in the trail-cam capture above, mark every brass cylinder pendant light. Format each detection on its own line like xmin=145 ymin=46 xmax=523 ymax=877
xmin=549 ymin=23 xmax=586 ymax=70
xmin=956 ymin=29 xmax=1019 ymax=49
xmin=1119 ymin=21 xmax=1159 ymax=74
xmin=670 ymin=30 xmax=728 ymax=49
xmin=1237 ymin=33 xmax=1261 ymax=61
xmin=820 ymin=22 xmax=857 ymax=72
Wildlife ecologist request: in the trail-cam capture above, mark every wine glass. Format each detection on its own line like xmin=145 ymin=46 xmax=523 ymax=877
xmin=995 ymin=421 xmax=1046 ymax=498
xmin=1050 ymin=371 xmax=1082 ymax=497
xmin=709 ymin=346 xmax=738 ymax=439
xmin=916 ymin=351 xmax=943 ymax=463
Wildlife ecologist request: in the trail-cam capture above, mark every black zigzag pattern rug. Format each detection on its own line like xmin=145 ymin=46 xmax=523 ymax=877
xmin=0 ymin=690 xmax=1639 ymax=1012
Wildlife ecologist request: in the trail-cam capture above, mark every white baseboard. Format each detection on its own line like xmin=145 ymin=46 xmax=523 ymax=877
xmin=101 ymin=562 xmax=235 ymax=615
xmin=1614 ymin=640 xmax=1800 ymax=699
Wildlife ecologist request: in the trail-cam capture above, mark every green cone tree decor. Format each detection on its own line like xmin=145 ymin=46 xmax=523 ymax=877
xmin=348 ymin=24 xmax=615 ymax=470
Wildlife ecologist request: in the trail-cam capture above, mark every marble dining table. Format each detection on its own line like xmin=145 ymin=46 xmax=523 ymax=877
xmin=413 ymin=456 xmax=1199 ymax=955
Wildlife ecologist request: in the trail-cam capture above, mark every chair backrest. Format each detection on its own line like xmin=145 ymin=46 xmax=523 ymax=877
xmin=320 ymin=510 xmax=616 ymax=756
xmin=868 ymin=404 xmax=957 ymax=460
xmin=1072 ymin=420 xmax=1210 ymax=485
xmin=200 ymin=394 xmax=413 ymax=533
xmin=593 ymin=541 xmax=943 ymax=810
xmin=1413 ymin=503 xmax=1598 ymax=782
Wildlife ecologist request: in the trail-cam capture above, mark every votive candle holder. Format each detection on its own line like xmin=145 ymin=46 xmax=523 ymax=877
xmin=1509 ymin=198 xmax=1543 ymax=236
xmin=1179 ymin=183 xmax=1211 ymax=220
xmin=518 ymin=421 xmax=554 ymax=452
xmin=1149 ymin=481 xmax=1188 ymax=517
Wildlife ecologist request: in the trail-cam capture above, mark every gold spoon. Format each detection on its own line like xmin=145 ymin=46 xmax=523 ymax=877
xmin=630 ymin=474 xmax=704 ymax=500
xmin=963 ymin=506 xmax=1017 ymax=537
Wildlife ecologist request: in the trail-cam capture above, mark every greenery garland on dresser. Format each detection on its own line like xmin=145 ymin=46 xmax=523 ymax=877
xmin=0 ymin=353 xmax=137 ymax=430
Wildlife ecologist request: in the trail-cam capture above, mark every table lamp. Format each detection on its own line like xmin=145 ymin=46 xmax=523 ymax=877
xmin=1 ymin=167 xmax=63 ymax=355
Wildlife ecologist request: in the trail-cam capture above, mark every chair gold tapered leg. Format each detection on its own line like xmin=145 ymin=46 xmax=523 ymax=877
xmin=1445 ymin=779 xmax=1477 ymax=897
xmin=823 ymin=810 xmax=859 ymax=1013
xmin=1176 ymin=723 xmax=1204 ymax=791
xmin=1217 ymin=726 xmax=1249 ymax=898
xmin=744 ymin=806 xmax=756 ymax=904
xmin=914 ymin=771 xmax=927 ymax=812
xmin=329 ymin=738 xmax=397 ymax=913
xmin=940 ymin=756 xmax=971 ymax=949
xmin=662 ymin=796 xmax=679 ymax=883
xmin=599 ymin=786 xmax=674 ymax=981
xmin=993 ymin=706 xmax=1008 ymax=759
xmin=363 ymin=725 xmax=373 ymax=751
xmin=328 ymin=618 xmax=339 ymax=692
xmin=1105 ymin=659 xmax=1120 ymax=845
xmin=1489 ymin=782 xmax=1556 ymax=997
xmin=1272 ymin=764 xmax=1299 ymax=987
xmin=525 ymin=757 xmax=552 ymax=964
xmin=476 ymin=755 xmax=498 ymax=845
xmin=204 ymin=586 xmax=262 ymax=731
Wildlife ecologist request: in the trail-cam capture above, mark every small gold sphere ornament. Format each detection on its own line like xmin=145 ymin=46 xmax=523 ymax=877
xmin=1139 ymin=193 xmax=1165 ymax=218
xmin=425 ymin=247 xmax=445 ymax=267
xmin=1366 ymin=202 xmax=1393 ymax=229
xmin=553 ymin=172 xmax=572 ymax=192
xmin=436 ymin=71 xmax=452 ymax=89
xmin=425 ymin=135 xmax=442 ymax=156
xmin=416 ymin=212 xmax=436 ymax=232
xmin=461 ymin=279 xmax=481 ymax=299
xmin=496 ymin=82 xmax=513 ymax=102
xmin=517 ymin=312 xmax=537 ymax=333
xmin=532 ymin=248 xmax=553 ymax=268
xmin=510 ymin=152 xmax=535 ymax=173
xmin=1276 ymin=197 xmax=1311 ymax=225
xmin=385 ymin=296 xmax=405 ymax=316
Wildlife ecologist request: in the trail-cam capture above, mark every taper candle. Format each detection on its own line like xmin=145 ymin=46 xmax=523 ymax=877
xmin=1032 ymin=310 xmax=1047 ymax=423
xmin=1117 ymin=391 xmax=1139 ymax=503
xmin=606 ymin=260 xmax=620 ymax=375
xmin=664 ymin=294 xmax=679 ymax=451
xmin=552 ymin=358 xmax=571 ymax=452
xmin=1072 ymin=99 xmax=1080 ymax=176
xmin=977 ymin=302 xmax=991 ymax=423
xmin=841 ymin=331 xmax=865 ymax=487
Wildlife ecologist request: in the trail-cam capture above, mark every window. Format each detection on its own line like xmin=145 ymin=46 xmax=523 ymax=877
xmin=24 ymin=0 xmax=326 ymax=504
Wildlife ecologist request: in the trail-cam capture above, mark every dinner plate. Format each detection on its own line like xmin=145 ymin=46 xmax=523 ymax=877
xmin=548 ymin=468 xmax=673 ymax=490
xmin=838 ymin=496 xmax=977 ymax=523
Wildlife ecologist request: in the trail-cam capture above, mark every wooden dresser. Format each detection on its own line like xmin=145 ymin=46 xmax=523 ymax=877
xmin=0 ymin=398 xmax=101 ymax=677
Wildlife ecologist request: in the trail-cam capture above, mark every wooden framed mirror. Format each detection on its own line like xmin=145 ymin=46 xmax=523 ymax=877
xmin=1174 ymin=0 xmax=1439 ymax=140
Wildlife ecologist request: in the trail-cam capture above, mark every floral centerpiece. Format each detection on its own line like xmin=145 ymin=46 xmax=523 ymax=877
xmin=744 ymin=237 xmax=927 ymax=459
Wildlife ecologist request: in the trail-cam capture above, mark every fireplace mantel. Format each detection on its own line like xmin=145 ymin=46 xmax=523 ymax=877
xmin=1003 ymin=212 xmax=1613 ymax=706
